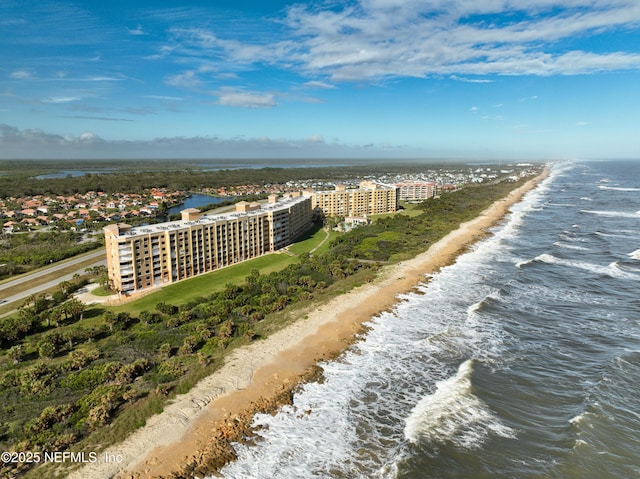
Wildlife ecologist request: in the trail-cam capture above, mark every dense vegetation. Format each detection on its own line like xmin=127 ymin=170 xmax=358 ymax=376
xmin=0 ymin=232 xmax=102 ymax=280
xmin=0 ymin=173 xmax=536 ymax=478
xmin=0 ymin=159 xmax=473 ymax=197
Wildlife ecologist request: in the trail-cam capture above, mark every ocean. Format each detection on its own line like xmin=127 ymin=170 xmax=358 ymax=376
xmin=217 ymin=160 xmax=640 ymax=479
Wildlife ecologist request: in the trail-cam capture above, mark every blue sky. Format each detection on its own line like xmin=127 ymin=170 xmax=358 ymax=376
xmin=1 ymin=0 xmax=639 ymax=160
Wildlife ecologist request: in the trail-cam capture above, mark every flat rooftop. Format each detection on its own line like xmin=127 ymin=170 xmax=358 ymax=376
xmin=114 ymin=195 xmax=308 ymax=238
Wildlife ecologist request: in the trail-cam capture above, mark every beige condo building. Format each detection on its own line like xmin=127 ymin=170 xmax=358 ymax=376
xmin=395 ymin=181 xmax=437 ymax=201
xmin=305 ymin=180 xmax=398 ymax=218
xmin=104 ymin=193 xmax=312 ymax=293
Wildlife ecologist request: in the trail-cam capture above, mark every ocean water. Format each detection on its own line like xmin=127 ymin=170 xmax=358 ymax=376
xmin=216 ymin=160 xmax=640 ymax=479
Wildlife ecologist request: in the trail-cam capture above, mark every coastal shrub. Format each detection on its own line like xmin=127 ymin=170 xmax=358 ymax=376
xmin=65 ymin=349 xmax=100 ymax=370
xmin=26 ymin=404 xmax=75 ymax=434
xmin=158 ymin=342 xmax=173 ymax=359
xmin=0 ymin=370 xmax=18 ymax=389
xmin=114 ymin=359 xmax=151 ymax=385
xmin=138 ymin=310 xmax=153 ymax=325
xmin=0 ymin=231 xmax=100 ymax=270
xmin=0 ymin=314 xmax=39 ymax=345
xmin=156 ymin=302 xmax=178 ymax=315
xmin=178 ymin=335 xmax=200 ymax=355
xmin=77 ymin=384 xmax=124 ymax=414
xmin=158 ymin=357 xmax=186 ymax=380
xmin=60 ymin=362 xmax=120 ymax=391
xmin=37 ymin=332 xmax=64 ymax=359
xmin=7 ymin=344 xmax=25 ymax=364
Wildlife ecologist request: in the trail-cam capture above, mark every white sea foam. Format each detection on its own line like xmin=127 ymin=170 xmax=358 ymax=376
xmin=612 ymin=261 xmax=640 ymax=276
xmin=404 ymin=360 xmax=515 ymax=448
xmin=581 ymin=210 xmax=640 ymax=218
xmin=515 ymin=258 xmax=534 ymax=268
xmin=629 ymin=249 xmax=640 ymax=260
xmin=553 ymin=241 xmax=590 ymax=251
xmin=570 ymin=413 xmax=587 ymax=425
xmin=598 ymin=185 xmax=640 ymax=192
xmin=533 ymin=253 xmax=639 ymax=279
xmin=595 ymin=231 xmax=633 ymax=238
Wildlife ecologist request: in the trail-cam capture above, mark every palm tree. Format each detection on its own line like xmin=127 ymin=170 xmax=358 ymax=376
xmin=58 ymin=280 xmax=72 ymax=296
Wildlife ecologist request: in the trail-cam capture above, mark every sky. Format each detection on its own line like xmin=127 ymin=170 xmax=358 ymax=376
xmin=1 ymin=0 xmax=639 ymax=161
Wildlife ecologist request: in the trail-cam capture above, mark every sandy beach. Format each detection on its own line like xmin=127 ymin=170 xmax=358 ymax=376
xmin=65 ymin=169 xmax=548 ymax=479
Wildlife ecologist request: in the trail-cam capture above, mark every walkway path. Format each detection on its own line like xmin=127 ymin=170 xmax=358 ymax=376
xmin=309 ymin=227 xmax=331 ymax=254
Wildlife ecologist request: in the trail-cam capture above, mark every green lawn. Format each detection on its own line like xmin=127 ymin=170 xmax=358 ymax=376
xmin=371 ymin=200 xmax=424 ymax=221
xmin=287 ymin=223 xmax=328 ymax=255
xmin=109 ymin=253 xmax=297 ymax=315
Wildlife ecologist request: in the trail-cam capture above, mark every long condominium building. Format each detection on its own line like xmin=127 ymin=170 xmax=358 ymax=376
xmin=305 ymin=180 xmax=398 ymax=218
xmin=104 ymin=193 xmax=312 ymax=293
xmin=395 ymin=181 xmax=437 ymax=201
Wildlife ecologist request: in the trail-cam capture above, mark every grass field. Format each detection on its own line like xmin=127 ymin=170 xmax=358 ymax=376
xmin=370 ymin=200 xmax=424 ymax=220
xmin=109 ymin=253 xmax=298 ymax=315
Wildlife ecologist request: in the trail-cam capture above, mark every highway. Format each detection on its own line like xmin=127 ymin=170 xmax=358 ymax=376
xmin=0 ymin=249 xmax=106 ymax=309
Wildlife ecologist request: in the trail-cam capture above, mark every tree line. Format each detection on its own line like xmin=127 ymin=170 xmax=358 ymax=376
xmin=0 ymin=161 xmax=472 ymax=197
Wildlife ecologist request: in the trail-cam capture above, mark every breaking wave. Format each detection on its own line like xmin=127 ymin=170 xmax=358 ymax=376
xmin=404 ymin=360 xmax=515 ymax=449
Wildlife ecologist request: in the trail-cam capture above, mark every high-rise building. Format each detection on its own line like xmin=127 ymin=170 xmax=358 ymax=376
xmin=104 ymin=193 xmax=312 ymax=294
xmin=394 ymin=181 xmax=437 ymax=201
xmin=305 ymin=181 xmax=398 ymax=218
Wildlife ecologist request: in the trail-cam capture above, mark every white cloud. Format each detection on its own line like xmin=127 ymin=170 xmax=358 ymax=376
xmin=215 ymin=72 xmax=240 ymax=80
xmin=451 ymin=76 xmax=494 ymax=83
xmin=165 ymin=70 xmax=201 ymax=89
xmin=481 ymin=115 xmax=505 ymax=121
xmin=42 ymin=97 xmax=80 ymax=104
xmin=0 ymin=123 xmax=421 ymax=159
xmin=128 ymin=25 xmax=146 ymax=36
xmin=469 ymin=106 xmax=480 ymax=111
xmin=303 ymin=80 xmax=336 ymax=89
xmin=10 ymin=70 xmax=33 ymax=80
xmin=159 ymin=0 xmax=640 ymax=82
xmin=216 ymin=88 xmax=276 ymax=108
xmin=0 ymin=124 xmax=98 ymax=147
xmin=144 ymin=95 xmax=184 ymax=101
xmin=305 ymin=134 xmax=325 ymax=143
xmin=60 ymin=115 xmax=135 ymax=122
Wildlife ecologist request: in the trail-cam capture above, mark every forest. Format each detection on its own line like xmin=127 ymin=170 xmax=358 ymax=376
xmin=0 ymin=159 xmax=474 ymax=197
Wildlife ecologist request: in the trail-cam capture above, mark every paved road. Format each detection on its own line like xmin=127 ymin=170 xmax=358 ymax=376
xmin=0 ymin=249 xmax=106 ymax=309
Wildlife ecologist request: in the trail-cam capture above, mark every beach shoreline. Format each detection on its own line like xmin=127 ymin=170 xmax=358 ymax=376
xmin=65 ymin=169 xmax=548 ymax=479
